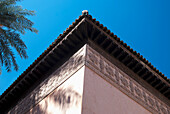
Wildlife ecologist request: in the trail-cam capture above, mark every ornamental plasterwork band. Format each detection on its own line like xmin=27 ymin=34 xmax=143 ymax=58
xmin=8 ymin=44 xmax=169 ymax=114
xmin=8 ymin=45 xmax=87 ymax=114
xmin=85 ymin=45 xmax=169 ymax=114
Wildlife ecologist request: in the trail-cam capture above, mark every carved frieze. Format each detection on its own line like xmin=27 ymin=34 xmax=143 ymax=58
xmin=86 ymin=45 xmax=169 ymax=114
xmin=8 ymin=44 xmax=169 ymax=114
xmin=8 ymin=45 xmax=87 ymax=114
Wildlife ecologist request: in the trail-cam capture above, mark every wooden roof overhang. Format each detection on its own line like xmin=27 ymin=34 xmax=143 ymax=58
xmin=0 ymin=12 xmax=169 ymax=112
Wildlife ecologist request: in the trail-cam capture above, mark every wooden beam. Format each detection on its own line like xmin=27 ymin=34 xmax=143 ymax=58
xmin=155 ymin=82 xmax=163 ymax=89
xmin=83 ymin=22 xmax=89 ymax=38
xmin=135 ymin=66 xmax=145 ymax=75
xmin=126 ymin=59 xmax=135 ymax=68
xmin=118 ymin=52 xmax=128 ymax=61
xmin=115 ymin=50 xmax=124 ymax=59
xmin=29 ymin=74 xmax=38 ymax=81
xmin=42 ymin=60 xmax=52 ymax=68
xmin=76 ymin=27 xmax=85 ymax=40
xmin=150 ymin=77 xmax=158 ymax=85
xmin=163 ymin=88 xmax=170 ymax=95
xmin=100 ymin=37 xmax=108 ymax=47
xmin=140 ymin=70 xmax=149 ymax=78
xmin=37 ymin=64 xmax=47 ymax=72
xmin=71 ymin=32 xmax=83 ymax=42
xmin=110 ymin=46 xmax=118 ymax=55
xmin=121 ymin=55 xmax=132 ymax=64
xmin=131 ymin=62 xmax=140 ymax=71
xmin=158 ymin=84 xmax=166 ymax=92
xmin=145 ymin=74 xmax=154 ymax=81
xmin=45 ymin=57 xmax=56 ymax=65
xmin=53 ymin=48 xmax=65 ymax=57
xmin=94 ymin=32 xmax=102 ymax=42
xmin=105 ymin=42 xmax=113 ymax=52
xmin=21 ymin=79 xmax=30 ymax=86
xmin=90 ymin=27 xmax=97 ymax=40
xmin=25 ymin=77 xmax=33 ymax=84
xmin=61 ymin=40 xmax=70 ymax=52
xmin=50 ymin=52 xmax=60 ymax=60
xmin=33 ymin=69 xmax=43 ymax=77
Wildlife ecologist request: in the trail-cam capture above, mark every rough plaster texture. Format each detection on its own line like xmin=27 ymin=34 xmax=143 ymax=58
xmin=82 ymin=66 xmax=151 ymax=114
xmin=28 ymin=66 xmax=85 ymax=114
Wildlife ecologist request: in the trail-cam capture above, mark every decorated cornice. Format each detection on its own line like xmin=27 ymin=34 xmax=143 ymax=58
xmin=8 ymin=45 xmax=169 ymax=114
xmin=1 ymin=12 xmax=169 ymax=113
xmin=85 ymin=45 xmax=169 ymax=114
xmin=8 ymin=45 xmax=87 ymax=114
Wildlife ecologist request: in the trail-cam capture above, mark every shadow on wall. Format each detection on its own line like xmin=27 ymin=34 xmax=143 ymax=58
xmin=27 ymin=87 xmax=81 ymax=114
xmin=8 ymin=49 xmax=84 ymax=114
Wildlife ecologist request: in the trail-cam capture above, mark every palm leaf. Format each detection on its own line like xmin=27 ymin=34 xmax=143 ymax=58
xmin=0 ymin=0 xmax=38 ymax=73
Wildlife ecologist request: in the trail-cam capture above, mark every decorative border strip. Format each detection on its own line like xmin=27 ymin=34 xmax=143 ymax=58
xmin=85 ymin=45 xmax=169 ymax=114
xmin=8 ymin=45 xmax=87 ymax=114
xmin=8 ymin=44 xmax=169 ymax=114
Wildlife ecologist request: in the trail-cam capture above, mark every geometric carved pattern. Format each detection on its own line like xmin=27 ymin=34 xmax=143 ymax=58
xmin=8 ymin=45 xmax=87 ymax=114
xmin=86 ymin=45 xmax=169 ymax=114
xmin=8 ymin=45 xmax=169 ymax=114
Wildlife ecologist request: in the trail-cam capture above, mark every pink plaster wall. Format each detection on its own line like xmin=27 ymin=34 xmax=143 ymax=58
xmin=82 ymin=66 xmax=151 ymax=114
xmin=27 ymin=66 xmax=85 ymax=114
xmin=26 ymin=65 xmax=152 ymax=114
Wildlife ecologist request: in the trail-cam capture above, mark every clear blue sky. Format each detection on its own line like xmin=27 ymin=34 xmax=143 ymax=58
xmin=0 ymin=0 xmax=170 ymax=95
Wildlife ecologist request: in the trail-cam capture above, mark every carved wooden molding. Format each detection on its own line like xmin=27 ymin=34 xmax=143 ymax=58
xmin=85 ymin=45 xmax=169 ymax=114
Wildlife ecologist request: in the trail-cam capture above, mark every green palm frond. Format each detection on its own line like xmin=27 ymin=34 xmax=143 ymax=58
xmin=0 ymin=0 xmax=37 ymax=73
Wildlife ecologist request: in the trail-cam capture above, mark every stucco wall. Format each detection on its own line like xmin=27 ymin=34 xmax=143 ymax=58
xmin=26 ymin=66 xmax=152 ymax=114
xmin=10 ymin=45 xmax=168 ymax=114
xmin=82 ymin=66 xmax=151 ymax=114
xmin=27 ymin=66 xmax=85 ymax=114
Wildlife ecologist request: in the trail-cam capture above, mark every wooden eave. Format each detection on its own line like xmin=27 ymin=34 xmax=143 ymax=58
xmin=0 ymin=13 xmax=169 ymax=113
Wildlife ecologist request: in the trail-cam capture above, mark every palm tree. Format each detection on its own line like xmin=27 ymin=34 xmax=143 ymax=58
xmin=0 ymin=0 xmax=38 ymax=73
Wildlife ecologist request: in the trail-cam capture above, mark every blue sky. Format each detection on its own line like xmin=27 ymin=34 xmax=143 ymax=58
xmin=0 ymin=0 xmax=170 ymax=95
